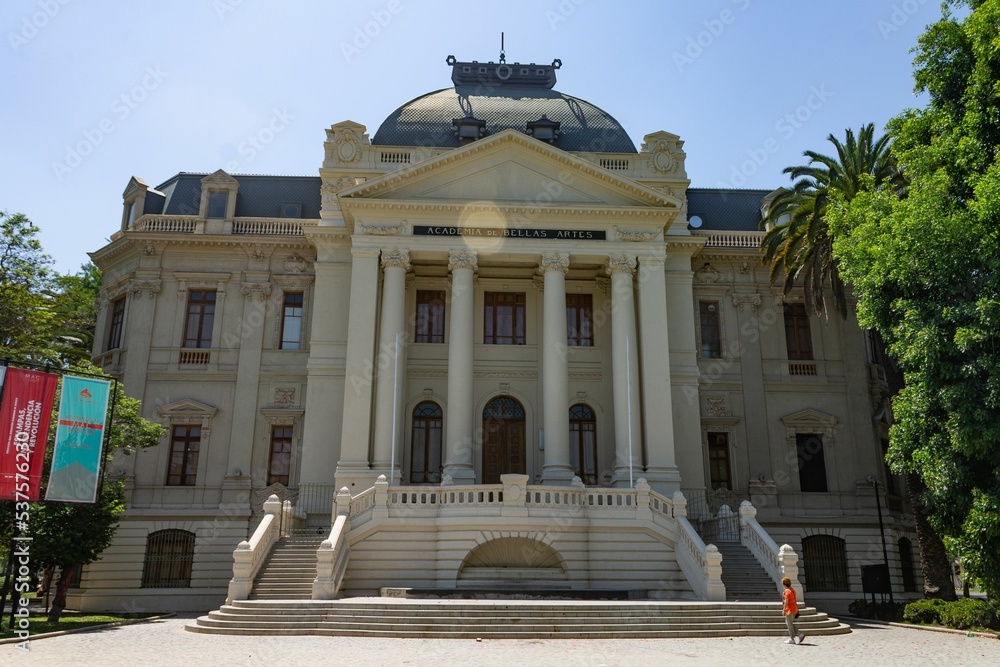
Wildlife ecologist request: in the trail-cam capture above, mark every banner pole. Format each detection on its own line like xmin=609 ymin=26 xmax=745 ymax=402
xmin=95 ymin=379 xmax=119 ymax=504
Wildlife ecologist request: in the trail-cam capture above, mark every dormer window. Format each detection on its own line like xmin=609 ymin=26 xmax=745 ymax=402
xmin=452 ymin=115 xmax=486 ymax=141
xmin=526 ymin=115 xmax=560 ymax=143
xmin=207 ymin=191 xmax=228 ymax=219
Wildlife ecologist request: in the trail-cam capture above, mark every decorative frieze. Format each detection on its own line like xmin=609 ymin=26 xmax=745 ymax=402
xmin=128 ymin=279 xmax=161 ymax=299
xmin=362 ymin=222 xmax=406 ymax=236
xmin=695 ymin=262 xmax=721 ymax=284
xmin=614 ymin=226 xmax=659 ymax=242
xmin=705 ymin=395 xmax=730 ymax=417
xmin=283 ymin=253 xmax=307 ymax=274
xmin=273 ymin=388 xmax=296 ymax=409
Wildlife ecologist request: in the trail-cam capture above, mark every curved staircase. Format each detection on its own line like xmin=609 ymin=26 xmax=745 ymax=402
xmin=187 ymin=599 xmax=851 ymax=638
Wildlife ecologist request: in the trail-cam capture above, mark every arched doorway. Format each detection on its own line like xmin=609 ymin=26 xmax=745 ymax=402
xmin=482 ymin=396 xmax=526 ymax=483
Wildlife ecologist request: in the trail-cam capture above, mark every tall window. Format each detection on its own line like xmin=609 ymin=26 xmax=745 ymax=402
xmin=801 ymin=535 xmax=849 ymax=592
xmin=707 ymin=431 xmax=731 ymax=490
xmin=410 ymin=402 xmax=443 ymax=484
xmin=899 ymin=537 xmax=917 ymax=593
xmin=106 ymin=296 xmax=126 ymax=351
xmin=784 ymin=303 xmax=814 ymax=360
xmin=267 ymin=425 xmax=293 ymax=486
xmin=167 ymin=425 xmax=200 ymax=486
xmin=183 ymin=290 xmax=216 ymax=348
xmin=415 ymin=290 xmax=446 ymax=343
xmin=569 ymin=404 xmax=598 ymax=485
xmin=484 ymin=292 xmax=526 ymax=345
xmin=699 ymin=301 xmax=721 ymax=358
xmin=207 ymin=191 xmax=228 ymax=218
xmin=280 ymin=292 xmax=304 ymax=350
xmin=796 ymin=433 xmax=828 ymax=492
xmin=141 ymin=530 xmax=195 ymax=588
xmin=566 ymin=294 xmax=594 ymax=346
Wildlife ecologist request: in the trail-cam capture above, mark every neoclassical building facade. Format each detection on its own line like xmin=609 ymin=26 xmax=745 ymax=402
xmin=80 ymin=56 xmax=919 ymax=613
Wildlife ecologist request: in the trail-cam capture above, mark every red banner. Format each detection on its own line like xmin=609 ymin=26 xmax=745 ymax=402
xmin=0 ymin=367 xmax=59 ymax=501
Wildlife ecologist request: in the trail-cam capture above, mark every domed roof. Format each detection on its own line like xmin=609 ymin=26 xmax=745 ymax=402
xmin=371 ymin=57 xmax=638 ymax=153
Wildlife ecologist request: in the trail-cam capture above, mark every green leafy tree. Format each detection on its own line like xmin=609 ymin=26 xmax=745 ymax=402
xmin=49 ymin=263 xmax=101 ymax=367
xmin=828 ymin=0 xmax=1000 ymax=599
xmin=0 ymin=211 xmax=55 ymax=361
xmin=761 ymin=124 xmax=903 ymax=318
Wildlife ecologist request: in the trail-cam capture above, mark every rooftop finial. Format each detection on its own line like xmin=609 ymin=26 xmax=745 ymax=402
xmin=499 ymin=32 xmax=505 ymax=64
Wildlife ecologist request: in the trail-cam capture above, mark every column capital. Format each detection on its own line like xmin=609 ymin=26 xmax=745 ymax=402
xmin=380 ymin=248 xmax=411 ymax=271
xmin=606 ymin=255 xmax=637 ymax=276
xmin=538 ymin=253 xmax=570 ymax=274
xmin=448 ymin=250 xmax=478 ymax=272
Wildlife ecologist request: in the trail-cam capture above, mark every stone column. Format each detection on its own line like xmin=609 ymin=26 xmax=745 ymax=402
xmin=335 ymin=247 xmax=381 ymax=490
xmin=539 ymin=253 xmax=574 ymax=483
xmin=637 ymin=254 xmax=681 ymax=493
xmin=608 ymin=255 xmax=642 ymax=486
xmin=371 ymin=248 xmax=410 ymax=482
xmin=442 ymin=251 xmax=477 ymax=484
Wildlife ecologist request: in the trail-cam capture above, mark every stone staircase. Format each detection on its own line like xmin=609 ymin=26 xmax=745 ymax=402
xmin=248 ymin=537 xmax=324 ymax=600
xmin=186 ymin=599 xmax=851 ymax=638
xmin=715 ymin=541 xmax=780 ymax=601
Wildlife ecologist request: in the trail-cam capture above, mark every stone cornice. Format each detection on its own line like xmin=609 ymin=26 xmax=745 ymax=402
xmin=342 ymin=198 xmax=678 ymax=223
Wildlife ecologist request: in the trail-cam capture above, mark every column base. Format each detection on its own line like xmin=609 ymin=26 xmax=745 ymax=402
xmin=610 ymin=466 xmax=643 ymax=488
xmin=641 ymin=466 xmax=683 ymax=496
xmin=369 ymin=465 xmax=403 ymax=486
xmin=540 ymin=464 xmax=576 ymax=485
xmin=441 ymin=464 xmax=475 ymax=485
xmin=334 ymin=463 xmax=377 ymax=494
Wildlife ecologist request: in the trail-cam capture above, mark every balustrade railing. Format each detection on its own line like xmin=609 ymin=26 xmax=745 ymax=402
xmin=227 ymin=494 xmax=281 ymax=603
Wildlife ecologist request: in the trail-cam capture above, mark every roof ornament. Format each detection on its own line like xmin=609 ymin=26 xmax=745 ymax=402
xmin=499 ymin=31 xmax=506 ymax=64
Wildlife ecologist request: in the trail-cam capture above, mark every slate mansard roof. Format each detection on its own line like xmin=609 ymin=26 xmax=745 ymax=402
xmin=687 ymin=188 xmax=770 ymax=232
xmin=142 ymin=173 xmax=323 ymax=218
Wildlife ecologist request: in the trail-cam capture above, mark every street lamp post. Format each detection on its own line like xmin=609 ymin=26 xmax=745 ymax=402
xmin=869 ymin=475 xmax=895 ymax=604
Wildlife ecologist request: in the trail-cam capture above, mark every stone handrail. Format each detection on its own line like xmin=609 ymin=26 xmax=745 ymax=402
xmin=692 ymin=230 xmax=763 ymax=248
xmin=227 ymin=494 xmax=281 ymax=603
xmin=129 ymin=215 xmax=197 ymax=233
xmin=313 ymin=487 xmax=353 ymax=599
xmin=739 ymin=500 xmax=804 ymax=601
xmin=672 ymin=491 xmax=725 ymax=601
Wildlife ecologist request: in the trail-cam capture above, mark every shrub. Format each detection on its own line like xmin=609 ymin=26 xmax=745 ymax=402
xmin=903 ymin=598 xmax=948 ymax=625
xmin=848 ymin=599 xmax=905 ymax=621
xmin=938 ymin=599 xmax=999 ymax=631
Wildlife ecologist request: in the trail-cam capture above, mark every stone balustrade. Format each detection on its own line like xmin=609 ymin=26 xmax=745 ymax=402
xmin=227 ymin=494 xmax=281 ymax=603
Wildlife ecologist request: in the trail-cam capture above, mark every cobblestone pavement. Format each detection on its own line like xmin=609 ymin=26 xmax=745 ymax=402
xmin=3 ymin=616 xmax=999 ymax=666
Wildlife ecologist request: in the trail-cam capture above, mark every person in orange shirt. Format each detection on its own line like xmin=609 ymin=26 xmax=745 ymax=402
xmin=782 ymin=577 xmax=805 ymax=644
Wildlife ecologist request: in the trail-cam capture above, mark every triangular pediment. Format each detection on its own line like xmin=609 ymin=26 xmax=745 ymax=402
xmin=780 ymin=409 xmax=837 ymax=429
xmin=340 ymin=130 xmax=680 ymax=210
xmin=201 ymin=169 xmax=238 ymax=186
xmin=122 ymin=176 xmax=148 ymax=198
xmin=157 ymin=398 xmax=218 ymax=419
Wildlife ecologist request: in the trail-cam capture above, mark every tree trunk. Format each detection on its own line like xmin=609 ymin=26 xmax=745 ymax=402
xmin=906 ymin=473 xmax=957 ymax=600
xmin=46 ymin=567 xmax=75 ymax=623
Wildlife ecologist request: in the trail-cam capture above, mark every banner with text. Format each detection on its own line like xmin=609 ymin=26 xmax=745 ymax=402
xmin=0 ymin=367 xmax=59 ymax=501
xmin=46 ymin=375 xmax=112 ymax=503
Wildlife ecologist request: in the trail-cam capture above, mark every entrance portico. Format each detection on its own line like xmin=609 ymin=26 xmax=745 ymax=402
xmin=304 ymin=129 xmax=695 ymax=495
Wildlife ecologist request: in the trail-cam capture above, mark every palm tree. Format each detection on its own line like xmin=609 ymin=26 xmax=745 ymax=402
xmin=761 ymin=124 xmax=903 ymax=318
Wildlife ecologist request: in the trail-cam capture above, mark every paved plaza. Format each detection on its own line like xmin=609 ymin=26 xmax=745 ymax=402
xmin=2 ymin=616 xmax=999 ymax=666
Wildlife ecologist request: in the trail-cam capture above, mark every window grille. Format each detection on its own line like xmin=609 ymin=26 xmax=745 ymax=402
xmin=141 ymin=529 xmax=195 ymax=588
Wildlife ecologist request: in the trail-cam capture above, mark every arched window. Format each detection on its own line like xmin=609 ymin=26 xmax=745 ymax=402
xmin=569 ymin=404 xmax=597 ymax=485
xmin=899 ymin=537 xmax=916 ymax=593
xmin=141 ymin=530 xmax=195 ymax=588
xmin=410 ymin=402 xmax=443 ymax=484
xmin=801 ymin=535 xmax=849 ymax=592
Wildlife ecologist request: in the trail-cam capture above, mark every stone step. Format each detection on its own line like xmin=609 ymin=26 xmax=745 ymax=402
xmin=187 ymin=599 xmax=851 ymax=639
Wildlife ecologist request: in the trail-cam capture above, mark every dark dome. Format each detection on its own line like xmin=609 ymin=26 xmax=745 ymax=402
xmin=371 ymin=85 xmax=638 ymax=153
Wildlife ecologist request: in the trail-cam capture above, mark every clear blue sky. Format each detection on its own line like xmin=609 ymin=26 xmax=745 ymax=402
xmin=1 ymin=0 xmax=941 ymax=274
